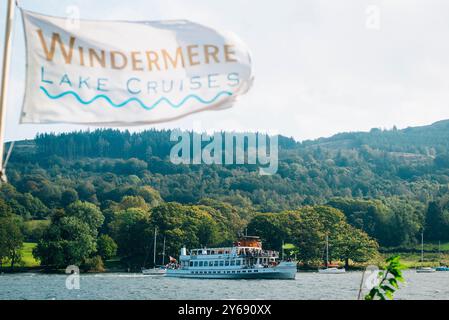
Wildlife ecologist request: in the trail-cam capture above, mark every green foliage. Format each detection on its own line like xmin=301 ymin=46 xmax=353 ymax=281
xmin=61 ymin=189 xmax=79 ymax=206
xmin=282 ymin=243 xmax=298 ymax=258
xmin=8 ymin=126 xmax=449 ymax=248
xmin=365 ymin=255 xmax=405 ymax=300
xmin=5 ymin=122 xmax=449 ymax=270
xmin=425 ymin=201 xmax=449 ymax=241
xmin=108 ymin=207 xmax=152 ymax=269
xmin=248 ymin=206 xmax=379 ymax=265
xmin=81 ymin=255 xmax=105 ymax=272
xmin=65 ymin=201 xmax=104 ymax=234
xmin=32 ymin=202 xmax=104 ymax=269
xmin=22 ymin=219 xmax=50 ymax=242
xmin=34 ymin=216 xmax=97 ymax=268
xmin=97 ymin=234 xmax=117 ymax=260
xmin=0 ymin=215 xmax=24 ymax=268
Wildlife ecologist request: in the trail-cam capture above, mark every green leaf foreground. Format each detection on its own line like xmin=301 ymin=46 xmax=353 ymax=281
xmin=365 ymin=255 xmax=405 ymax=300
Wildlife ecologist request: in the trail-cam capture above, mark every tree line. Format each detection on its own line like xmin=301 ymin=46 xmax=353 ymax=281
xmin=3 ymin=122 xmax=449 ymax=269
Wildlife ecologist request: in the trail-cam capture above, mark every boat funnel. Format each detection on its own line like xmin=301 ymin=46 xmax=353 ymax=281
xmin=180 ymin=247 xmax=187 ymax=256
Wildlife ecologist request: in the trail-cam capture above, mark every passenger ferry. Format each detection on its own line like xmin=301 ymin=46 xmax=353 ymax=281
xmin=165 ymin=236 xmax=297 ymax=279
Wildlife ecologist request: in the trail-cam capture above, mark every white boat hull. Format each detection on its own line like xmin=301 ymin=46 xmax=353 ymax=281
xmin=416 ymin=268 xmax=436 ymax=273
xmin=142 ymin=268 xmax=166 ymax=275
xmin=318 ymin=268 xmax=346 ymax=274
xmin=166 ymin=262 xmax=297 ymax=280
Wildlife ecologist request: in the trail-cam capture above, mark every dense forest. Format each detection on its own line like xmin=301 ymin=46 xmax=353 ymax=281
xmin=2 ymin=120 xmax=449 ymax=270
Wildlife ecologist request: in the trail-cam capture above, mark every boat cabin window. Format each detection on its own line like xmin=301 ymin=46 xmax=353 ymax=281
xmin=194 ymin=261 xmax=198 ymax=267
xmin=225 ymin=261 xmax=230 ymax=266
xmin=231 ymin=260 xmax=235 ymax=266
xmin=199 ymin=261 xmax=203 ymax=267
xmin=236 ymin=260 xmax=241 ymax=266
xmin=214 ymin=261 xmax=218 ymax=267
xmin=219 ymin=261 xmax=224 ymax=267
xmin=189 ymin=261 xmax=193 ymax=267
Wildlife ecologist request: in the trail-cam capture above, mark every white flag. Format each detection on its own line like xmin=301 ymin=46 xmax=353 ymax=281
xmin=20 ymin=10 xmax=253 ymax=125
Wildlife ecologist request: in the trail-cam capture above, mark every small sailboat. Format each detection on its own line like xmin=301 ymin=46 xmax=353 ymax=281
xmin=416 ymin=232 xmax=436 ymax=273
xmin=318 ymin=235 xmax=345 ymax=274
xmin=435 ymin=241 xmax=449 ymax=272
xmin=416 ymin=267 xmax=436 ymax=273
xmin=142 ymin=228 xmax=167 ymax=275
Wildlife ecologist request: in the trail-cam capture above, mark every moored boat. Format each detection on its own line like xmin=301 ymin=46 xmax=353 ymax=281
xmin=416 ymin=267 xmax=436 ymax=273
xmin=165 ymin=236 xmax=297 ymax=280
xmin=142 ymin=266 xmax=167 ymax=275
xmin=416 ymin=232 xmax=436 ymax=274
xmin=142 ymin=227 xmax=167 ymax=276
xmin=318 ymin=267 xmax=346 ymax=274
xmin=318 ymin=235 xmax=345 ymax=274
xmin=435 ymin=266 xmax=449 ymax=272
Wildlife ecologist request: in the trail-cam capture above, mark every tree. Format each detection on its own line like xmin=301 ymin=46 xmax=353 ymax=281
xmin=61 ymin=189 xmax=79 ymax=206
xmin=333 ymin=224 xmax=379 ymax=268
xmin=108 ymin=207 xmax=152 ymax=269
xmin=0 ymin=197 xmax=13 ymax=217
xmin=65 ymin=201 xmax=104 ymax=235
xmin=247 ymin=206 xmax=379 ymax=267
xmin=0 ymin=216 xmax=24 ymax=269
xmin=34 ymin=216 xmax=97 ymax=268
xmin=97 ymin=234 xmax=117 ymax=261
xmin=137 ymin=186 xmax=163 ymax=208
xmin=425 ymin=201 xmax=449 ymax=241
xmin=150 ymin=203 xmax=223 ymax=259
xmin=327 ymin=198 xmax=393 ymax=246
xmin=247 ymin=213 xmax=287 ymax=251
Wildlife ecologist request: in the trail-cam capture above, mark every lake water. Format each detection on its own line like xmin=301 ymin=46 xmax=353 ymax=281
xmin=0 ymin=270 xmax=448 ymax=300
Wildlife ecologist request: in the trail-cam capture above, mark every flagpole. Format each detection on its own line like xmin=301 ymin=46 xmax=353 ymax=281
xmin=0 ymin=0 xmax=16 ymax=183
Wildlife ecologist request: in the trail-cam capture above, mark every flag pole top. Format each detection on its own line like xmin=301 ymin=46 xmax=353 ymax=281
xmin=0 ymin=0 xmax=17 ymax=184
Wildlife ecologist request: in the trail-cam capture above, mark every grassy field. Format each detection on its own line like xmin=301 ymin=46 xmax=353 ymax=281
xmin=382 ymin=251 xmax=449 ymax=268
xmin=20 ymin=243 xmax=40 ymax=267
xmin=378 ymin=241 xmax=449 ymax=268
xmin=2 ymin=242 xmax=40 ymax=268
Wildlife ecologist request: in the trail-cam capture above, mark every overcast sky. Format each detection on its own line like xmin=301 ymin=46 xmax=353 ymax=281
xmin=1 ymin=0 xmax=449 ymax=142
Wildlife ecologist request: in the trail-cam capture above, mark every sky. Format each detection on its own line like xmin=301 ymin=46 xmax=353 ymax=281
xmin=2 ymin=0 xmax=449 ymax=142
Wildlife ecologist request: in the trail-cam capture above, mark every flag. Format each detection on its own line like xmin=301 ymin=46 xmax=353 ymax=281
xmin=169 ymin=256 xmax=177 ymax=263
xmin=20 ymin=10 xmax=253 ymax=125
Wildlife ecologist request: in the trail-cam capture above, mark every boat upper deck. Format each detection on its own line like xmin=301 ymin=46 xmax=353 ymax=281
xmin=180 ymin=236 xmax=279 ymax=261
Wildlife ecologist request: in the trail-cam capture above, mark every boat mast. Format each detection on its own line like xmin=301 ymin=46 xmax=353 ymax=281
xmin=421 ymin=232 xmax=424 ymax=264
xmin=281 ymin=240 xmax=284 ymax=261
xmin=162 ymin=236 xmax=166 ymax=265
xmin=0 ymin=0 xmax=16 ymax=183
xmin=153 ymin=227 xmax=157 ymax=267
xmin=326 ymin=234 xmax=329 ymax=267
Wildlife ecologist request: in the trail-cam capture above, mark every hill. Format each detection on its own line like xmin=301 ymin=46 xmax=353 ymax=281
xmin=4 ymin=120 xmax=449 ymax=249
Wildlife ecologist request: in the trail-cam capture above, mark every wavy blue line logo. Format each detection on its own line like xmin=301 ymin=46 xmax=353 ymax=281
xmin=40 ymin=86 xmax=233 ymax=111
